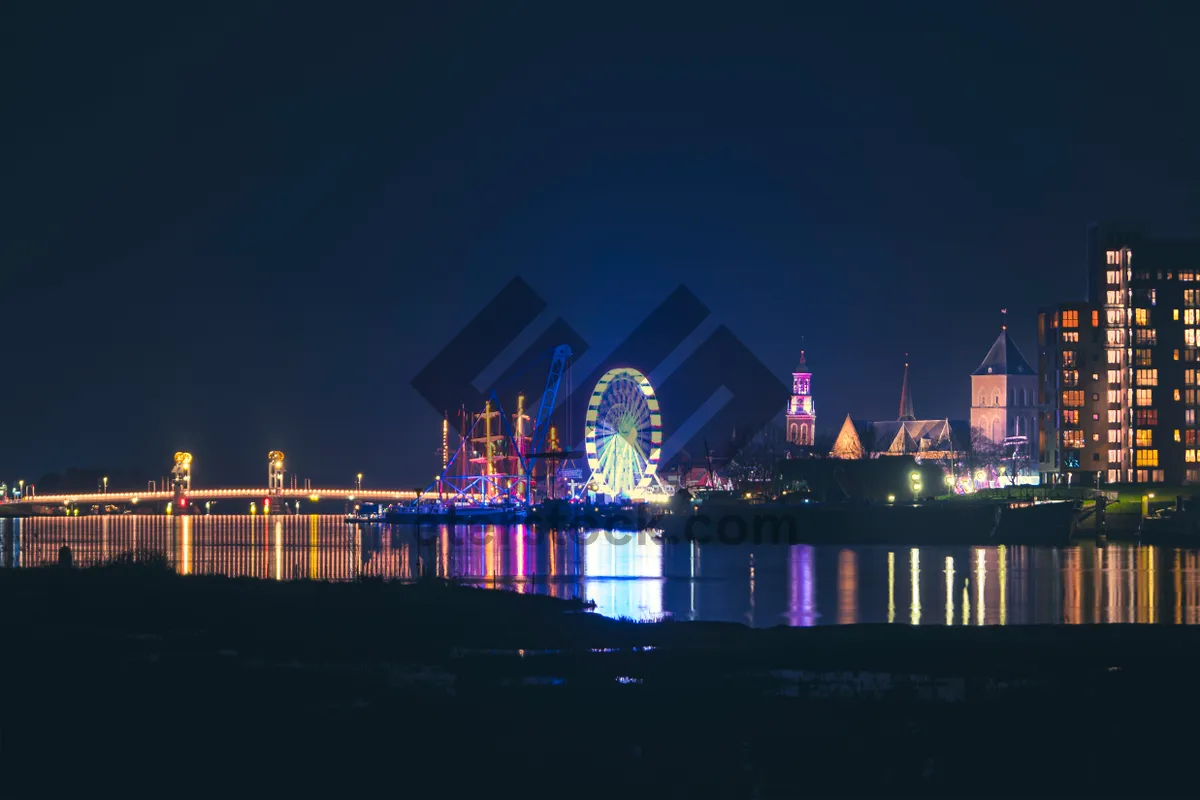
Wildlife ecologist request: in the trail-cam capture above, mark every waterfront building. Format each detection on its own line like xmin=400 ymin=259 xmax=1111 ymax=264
xmin=785 ymin=350 xmax=816 ymax=446
xmin=971 ymin=319 xmax=1038 ymax=473
xmin=1039 ymin=225 xmax=1200 ymax=486
xmin=829 ymin=360 xmax=965 ymax=461
xmin=1036 ymin=300 xmax=1104 ymax=484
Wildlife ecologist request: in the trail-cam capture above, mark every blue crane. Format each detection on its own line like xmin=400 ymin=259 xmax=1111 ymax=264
xmin=528 ymin=344 xmax=572 ymax=461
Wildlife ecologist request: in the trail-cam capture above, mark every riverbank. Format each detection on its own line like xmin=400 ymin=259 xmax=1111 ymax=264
xmin=3 ymin=562 xmax=1199 ymax=797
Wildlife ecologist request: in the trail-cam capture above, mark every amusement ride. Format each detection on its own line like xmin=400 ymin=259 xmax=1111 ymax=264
xmin=385 ymin=345 xmax=672 ymax=523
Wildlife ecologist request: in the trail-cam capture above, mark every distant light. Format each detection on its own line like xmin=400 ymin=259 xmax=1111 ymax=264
xmin=1149 ymin=493 xmax=1156 ymax=499
xmin=910 ymin=472 xmax=920 ymax=482
xmin=888 ymin=494 xmax=896 ymax=503
xmin=944 ymin=475 xmax=954 ymax=486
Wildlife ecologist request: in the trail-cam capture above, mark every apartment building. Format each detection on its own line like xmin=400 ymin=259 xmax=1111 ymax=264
xmin=1040 ymin=226 xmax=1200 ymax=486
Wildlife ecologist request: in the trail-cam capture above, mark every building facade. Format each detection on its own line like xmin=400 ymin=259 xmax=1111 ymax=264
xmin=970 ymin=325 xmax=1038 ymax=458
xmin=1037 ymin=301 xmax=1105 ymax=484
xmin=1040 ymin=225 xmax=1200 ymax=486
xmin=785 ymin=350 xmax=816 ymax=445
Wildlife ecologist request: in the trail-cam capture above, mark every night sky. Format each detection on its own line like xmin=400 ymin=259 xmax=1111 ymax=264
xmin=4 ymin=1 xmax=1200 ymax=488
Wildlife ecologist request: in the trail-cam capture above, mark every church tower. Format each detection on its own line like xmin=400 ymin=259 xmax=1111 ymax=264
xmin=971 ymin=311 xmax=1038 ymax=448
xmin=786 ymin=349 xmax=816 ymax=445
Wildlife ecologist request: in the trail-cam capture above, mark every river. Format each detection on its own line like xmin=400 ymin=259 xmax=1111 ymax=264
xmin=2 ymin=514 xmax=1195 ymax=625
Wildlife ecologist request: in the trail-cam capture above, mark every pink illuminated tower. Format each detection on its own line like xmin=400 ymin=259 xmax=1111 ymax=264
xmin=785 ymin=349 xmax=816 ymax=445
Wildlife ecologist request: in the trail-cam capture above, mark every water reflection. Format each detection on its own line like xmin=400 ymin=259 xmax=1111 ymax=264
xmin=8 ymin=515 xmax=1200 ymax=626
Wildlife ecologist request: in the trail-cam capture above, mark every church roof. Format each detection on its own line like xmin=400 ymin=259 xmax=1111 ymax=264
xmin=795 ymin=349 xmax=809 ymax=372
xmin=973 ymin=330 xmax=1034 ymax=376
xmin=830 ymin=414 xmax=864 ymax=459
xmin=871 ymin=419 xmax=956 ymax=454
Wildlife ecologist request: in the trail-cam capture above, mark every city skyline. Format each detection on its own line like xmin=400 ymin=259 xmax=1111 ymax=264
xmin=4 ymin=4 xmax=1199 ymax=486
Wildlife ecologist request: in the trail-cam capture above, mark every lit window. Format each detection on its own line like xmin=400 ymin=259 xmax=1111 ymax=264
xmin=1108 ymin=410 xmax=1121 ymax=423
xmin=1107 ymin=350 xmax=1122 ymax=365
xmin=1063 ymin=350 xmax=1078 ymax=367
xmin=1107 ymin=369 xmax=1121 ymax=384
xmin=1109 ymin=450 xmax=1123 ymax=463
xmin=1062 ymin=370 xmax=1079 ymax=387
xmin=1135 ymin=308 xmax=1149 ymax=326
xmin=1062 ymin=410 xmax=1079 ymax=425
xmin=1107 ymin=269 xmax=1121 ymax=285
xmin=1136 ymin=429 xmax=1153 ymax=447
xmin=1175 ymin=349 xmax=1181 ymax=361
xmin=1135 ymin=328 xmax=1157 ymax=345
xmin=1062 ymin=310 xmax=1079 ymax=328
xmin=1136 ymin=369 xmax=1158 ymax=386
xmin=1135 ymin=349 xmax=1152 ymax=366
xmin=1177 ymin=389 xmax=1183 ymax=401
xmin=1187 ymin=309 xmax=1200 ymax=325
xmin=1107 ymin=250 xmax=1120 ymax=265
xmin=1185 ymin=271 xmax=1197 ymax=282
xmin=1063 ymin=430 xmax=1085 ymax=448
xmin=1136 ymin=449 xmax=1159 ymax=467
xmin=1136 ymin=409 xmax=1157 ymax=425
xmin=1108 ymin=390 xmax=1121 ymax=404
xmin=1109 ymin=429 xmax=1122 ymax=443
xmin=1063 ymin=331 xmax=1080 ymax=343
xmin=1176 ymin=429 xmax=1182 ymax=443
xmin=1062 ymin=390 xmax=1084 ymax=408
xmin=1092 ymin=310 xmax=1100 ymax=327
xmin=1107 ymin=291 xmax=1123 ymax=307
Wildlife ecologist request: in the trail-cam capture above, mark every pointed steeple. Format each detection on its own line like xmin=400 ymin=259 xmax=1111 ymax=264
xmin=796 ymin=336 xmax=808 ymax=371
xmin=830 ymin=414 xmax=865 ymax=460
xmin=898 ymin=356 xmax=916 ymax=421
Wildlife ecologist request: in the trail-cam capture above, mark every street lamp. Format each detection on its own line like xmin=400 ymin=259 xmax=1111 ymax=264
xmin=356 ymin=473 xmax=363 ymax=492
xmin=103 ymin=476 xmax=108 ymax=494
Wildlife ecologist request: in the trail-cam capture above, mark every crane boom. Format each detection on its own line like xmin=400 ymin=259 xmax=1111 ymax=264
xmin=529 ymin=345 xmax=572 ymax=459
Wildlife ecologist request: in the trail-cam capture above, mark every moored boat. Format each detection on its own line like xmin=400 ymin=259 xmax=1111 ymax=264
xmin=384 ymin=502 xmax=528 ymax=525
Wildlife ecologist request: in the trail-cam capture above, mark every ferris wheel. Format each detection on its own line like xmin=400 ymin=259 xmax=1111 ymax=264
xmin=584 ymin=367 xmax=663 ymax=497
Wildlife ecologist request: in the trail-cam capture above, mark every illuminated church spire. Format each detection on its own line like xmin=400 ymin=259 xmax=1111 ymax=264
xmin=898 ymin=355 xmax=916 ymax=421
xmin=785 ymin=340 xmax=816 ymax=445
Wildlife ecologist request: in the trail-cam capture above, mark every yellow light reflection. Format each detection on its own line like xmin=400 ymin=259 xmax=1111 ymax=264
xmin=837 ymin=549 xmax=857 ymax=624
xmin=945 ymin=555 xmax=954 ymax=626
xmin=975 ymin=548 xmax=985 ymax=626
xmin=998 ymin=544 xmax=1007 ymax=625
xmin=1147 ymin=545 xmax=1157 ymax=624
xmin=181 ymin=516 xmax=191 ymax=575
xmin=887 ymin=551 xmax=895 ymax=624
xmin=1175 ymin=549 xmax=1182 ymax=625
xmin=910 ymin=548 xmax=920 ymax=625
xmin=274 ymin=521 xmax=282 ymax=580
xmin=310 ymin=515 xmax=318 ymax=579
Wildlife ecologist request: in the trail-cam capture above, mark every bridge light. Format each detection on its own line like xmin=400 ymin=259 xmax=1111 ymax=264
xmin=179 ymin=497 xmax=187 ymax=508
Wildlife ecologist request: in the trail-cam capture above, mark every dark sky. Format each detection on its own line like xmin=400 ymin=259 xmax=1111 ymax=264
xmin=4 ymin=1 xmax=1200 ymax=488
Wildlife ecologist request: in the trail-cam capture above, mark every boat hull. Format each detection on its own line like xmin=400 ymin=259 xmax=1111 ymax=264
xmin=384 ymin=507 xmax=528 ymax=525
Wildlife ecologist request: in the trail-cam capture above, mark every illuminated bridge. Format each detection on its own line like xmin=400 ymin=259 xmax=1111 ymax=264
xmin=7 ymin=488 xmax=419 ymax=507
xmin=1 ymin=450 xmax=423 ymax=512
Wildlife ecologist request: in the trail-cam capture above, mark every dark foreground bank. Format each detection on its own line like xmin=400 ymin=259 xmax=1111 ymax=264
xmin=1 ymin=561 xmax=1197 ymax=798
